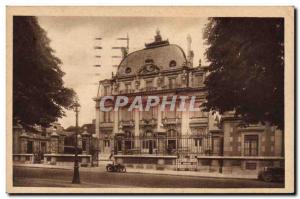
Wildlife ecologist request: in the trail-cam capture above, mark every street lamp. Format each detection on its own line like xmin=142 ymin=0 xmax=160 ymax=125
xmin=72 ymin=101 xmax=81 ymax=184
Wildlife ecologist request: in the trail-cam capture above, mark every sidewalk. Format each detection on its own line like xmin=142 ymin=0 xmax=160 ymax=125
xmin=13 ymin=163 xmax=258 ymax=179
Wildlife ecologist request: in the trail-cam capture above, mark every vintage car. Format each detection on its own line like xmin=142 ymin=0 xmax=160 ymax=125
xmin=258 ymin=167 xmax=284 ymax=182
xmin=106 ymin=163 xmax=126 ymax=173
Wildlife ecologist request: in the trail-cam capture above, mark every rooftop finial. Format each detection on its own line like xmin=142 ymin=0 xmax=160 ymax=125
xmin=155 ymin=28 xmax=162 ymax=42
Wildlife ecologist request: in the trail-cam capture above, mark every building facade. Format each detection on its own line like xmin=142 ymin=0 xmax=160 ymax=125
xmin=95 ymin=31 xmax=283 ymax=174
xmin=13 ymin=122 xmax=97 ymax=167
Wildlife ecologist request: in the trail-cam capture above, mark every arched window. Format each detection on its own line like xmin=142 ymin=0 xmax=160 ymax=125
xmin=169 ymin=60 xmax=177 ymax=67
xmin=125 ymin=67 xmax=132 ymax=74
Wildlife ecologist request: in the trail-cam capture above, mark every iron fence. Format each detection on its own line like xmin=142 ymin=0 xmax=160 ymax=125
xmin=99 ymin=134 xmax=223 ymax=157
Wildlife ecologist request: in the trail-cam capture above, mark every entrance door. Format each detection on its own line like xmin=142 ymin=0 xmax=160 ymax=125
xmin=41 ymin=142 xmax=46 ymax=153
xmin=117 ymin=140 xmax=122 ymax=152
xmin=27 ymin=141 xmax=33 ymax=153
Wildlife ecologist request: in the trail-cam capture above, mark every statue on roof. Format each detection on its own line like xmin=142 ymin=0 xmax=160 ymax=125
xmin=155 ymin=28 xmax=162 ymax=42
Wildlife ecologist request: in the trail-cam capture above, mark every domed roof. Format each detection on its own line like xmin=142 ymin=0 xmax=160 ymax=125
xmin=117 ymin=33 xmax=187 ymax=77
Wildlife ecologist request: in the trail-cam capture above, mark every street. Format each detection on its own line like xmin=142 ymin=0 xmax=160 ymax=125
xmin=13 ymin=166 xmax=284 ymax=188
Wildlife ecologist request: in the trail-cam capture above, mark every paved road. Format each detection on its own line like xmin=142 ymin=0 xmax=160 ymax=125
xmin=13 ymin=166 xmax=284 ymax=188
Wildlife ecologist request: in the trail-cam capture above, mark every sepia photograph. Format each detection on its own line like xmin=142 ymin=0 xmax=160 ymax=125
xmin=6 ymin=6 xmax=294 ymax=194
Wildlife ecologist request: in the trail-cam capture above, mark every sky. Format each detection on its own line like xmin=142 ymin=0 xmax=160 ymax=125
xmin=38 ymin=16 xmax=209 ymax=128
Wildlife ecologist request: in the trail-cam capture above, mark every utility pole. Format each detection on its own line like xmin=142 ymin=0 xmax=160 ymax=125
xmin=94 ymin=37 xmax=102 ymax=67
xmin=72 ymin=101 xmax=81 ymax=184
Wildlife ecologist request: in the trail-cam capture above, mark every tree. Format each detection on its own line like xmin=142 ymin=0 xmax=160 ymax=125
xmin=13 ymin=16 xmax=76 ymax=129
xmin=203 ymin=18 xmax=284 ymax=129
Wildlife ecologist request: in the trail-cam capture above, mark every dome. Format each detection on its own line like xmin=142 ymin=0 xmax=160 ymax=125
xmin=117 ymin=34 xmax=187 ymax=77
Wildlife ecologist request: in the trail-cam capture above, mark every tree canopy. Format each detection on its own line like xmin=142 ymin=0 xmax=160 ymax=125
xmin=203 ymin=18 xmax=284 ymax=129
xmin=13 ymin=16 xmax=76 ymax=129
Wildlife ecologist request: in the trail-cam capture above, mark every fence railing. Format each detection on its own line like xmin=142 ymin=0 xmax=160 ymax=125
xmin=99 ymin=134 xmax=223 ymax=156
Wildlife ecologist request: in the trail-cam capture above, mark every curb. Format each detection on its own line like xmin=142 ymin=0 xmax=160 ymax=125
xmin=14 ymin=164 xmax=257 ymax=180
xmin=126 ymin=169 xmax=258 ymax=180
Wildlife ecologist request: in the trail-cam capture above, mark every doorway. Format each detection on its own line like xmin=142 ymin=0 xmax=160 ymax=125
xmin=27 ymin=141 xmax=33 ymax=153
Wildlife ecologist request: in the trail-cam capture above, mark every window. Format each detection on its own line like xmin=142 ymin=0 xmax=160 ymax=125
xmin=142 ymin=140 xmax=156 ymax=149
xmin=104 ymin=140 xmax=110 ymax=147
xmin=164 ymin=105 xmax=180 ymax=119
xmin=168 ymin=77 xmax=176 ymax=89
xmin=124 ymin=82 xmax=131 ymax=93
xmin=194 ymin=138 xmax=202 ymax=147
xmin=41 ymin=131 xmax=46 ymax=137
xmin=125 ymin=67 xmax=132 ymax=74
xmin=169 ymin=60 xmax=177 ymax=67
xmin=194 ymin=74 xmax=203 ymax=87
xmin=142 ymin=107 xmax=157 ymax=120
xmin=125 ymin=131 xmax=133 ymax=138
xmin=103 ymin=112 xmax=111 ymax=122
xmin=244 ymin=135 xmax=258 ymax=156
xmin=124 ymin=131 xmax=134 ymax=150
xmin=167 ymin=129 xmax=177 ymax=138
xmin=120 ymin=108 xmax=132 ymax=121
xmin=167 ymin=140 xmax=176 ymax=150
xmin=189 ymin=103 xmax=208 ymax=118
xmin=145 ymin=79 xmax=153 ymax=88
xmin=103 ymin=86 xmax=110 ymax=95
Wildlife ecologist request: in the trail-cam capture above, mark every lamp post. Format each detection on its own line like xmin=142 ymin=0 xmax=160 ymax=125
xmin=72 ymin=101 xmax=81 ymax=184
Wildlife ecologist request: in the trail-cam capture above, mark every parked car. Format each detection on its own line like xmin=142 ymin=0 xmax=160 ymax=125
xmin=258 ymin=167 xmax=284 ymax=182
xmin=106 ymin=163 xmax=126 ymax=173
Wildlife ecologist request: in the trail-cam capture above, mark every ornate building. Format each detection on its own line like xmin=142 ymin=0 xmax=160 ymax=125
xmin=94 ymin=31 xmax=283 ymax=174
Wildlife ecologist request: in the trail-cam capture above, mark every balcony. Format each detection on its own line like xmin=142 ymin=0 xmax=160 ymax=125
xmin=99 ymin=122 xmax=113 ymax=128
xmin=162 ymin=117 xmax=181 ymax=125
xmin=139 ymin=118 xmax=157 ymax=126
xmin=189 ymin=117 xmax=208 ymax=127
xmin=120 ymin=120 xmax=134 ymax=127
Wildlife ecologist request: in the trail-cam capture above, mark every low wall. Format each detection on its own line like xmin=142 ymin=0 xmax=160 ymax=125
xmin=114 ymin=154 xmax=284 ymax=174
xmin=43 ymin=154 xmax=92 ymax=167
xmin=13 ymin=154 xmax=35 ymax=164
xmin=197 ymin=155 xmax=284 ymax=174
xmin=114 ymin=155 xmax=177 ymax=170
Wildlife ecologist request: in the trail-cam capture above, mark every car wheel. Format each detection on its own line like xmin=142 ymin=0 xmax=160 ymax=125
xmin=107 ymin=166 xmax=112 ymax=172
